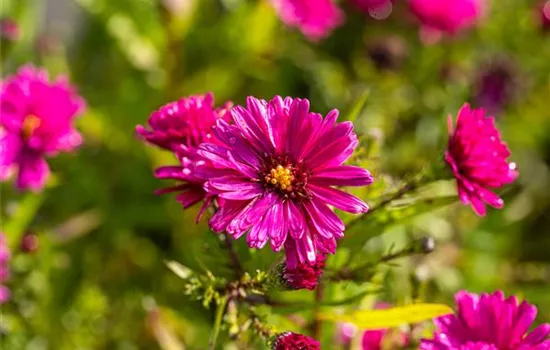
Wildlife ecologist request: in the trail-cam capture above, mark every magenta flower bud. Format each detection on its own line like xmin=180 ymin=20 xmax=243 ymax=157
xmin=421 ymin=290 xmax=550 ymax=349
xmin=269 ymin=0 xmax=344 ymax=41
xmin=0 ymin=65 xmax=86 ymax=191
xmin=445 ymin=103 xmax=518 ymax=216
xmin=20 ymin=233 xmax=39 ymax=253
xmin=0 ymin=18 xmax=19 ymax=42
xmin=282 ymin=253 xmax=326 ymax=290
xmin=273 ymin=332 xmax=320 ymax=350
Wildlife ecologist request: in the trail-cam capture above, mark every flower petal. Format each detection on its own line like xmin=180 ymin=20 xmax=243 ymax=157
xmin=309 ymin=184 xmax=369 ymax=214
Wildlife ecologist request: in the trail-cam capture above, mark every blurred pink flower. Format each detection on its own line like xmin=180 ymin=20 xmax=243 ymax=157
xmin=540 ymin=1 xmax=550 ymax=30
xmin=0 ymin=18 xmax=19 ymax=42
xmin=0 ymin=65 xmax=85 ymax=191
xmin=409 ymin=0 xmax=483 ymax=35
xmin=360 ymin=302 xmax=410 ymax=350
xmin=0 ymin=234 xmax=11 ymax=304
xmin=274 ymin=332 xmax=320 ymax=350
xmin=352 ymin=0 xmax=391 ymax=10
xmin=137 ymin=93 xmax=232 ymax=221
xmin=445 ymin=104 xmax=517 ymax=216
xmin=270 ymin=0 xmax=344 ymax=41
xmin=282 ymin=253 xmax=325 ymax=290
xmin=421 ymin=290 xmax=550 ymax=349
xmin=198 ymin=96 xmax=373 ymax=267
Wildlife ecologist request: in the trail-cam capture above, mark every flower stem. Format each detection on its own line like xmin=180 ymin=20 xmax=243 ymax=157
xmin=311 ymin=282 xmax=325 ymax=340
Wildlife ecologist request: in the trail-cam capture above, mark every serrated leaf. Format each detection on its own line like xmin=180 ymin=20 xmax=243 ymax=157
xmin=319 ymin=303 xmax=453 ymax=329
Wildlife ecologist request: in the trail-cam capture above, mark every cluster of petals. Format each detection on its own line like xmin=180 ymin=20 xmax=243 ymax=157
xmin=445 ymin=103 xmax=518 ymax=216
xmin=0 ymin=233 xmax=11 ymax=304
xmin=421 ymin=290 xmax=550 ymax=349
xmin=282 ymin=253 xmax=326 ymax=290
xmin=408 ymin=0 xmax=483 ymax=35
xmin=136 ymin=93 xmax=231 ymax=219
xmin=273 ymin=332 xmax=320 ymax=350
xmin=0 ymin=65 xmax=85 ymax=191
xmin=269 ymin=0 xmax=344 ymax=41
xmin=198 ymin=96 xmax=373 ymax=268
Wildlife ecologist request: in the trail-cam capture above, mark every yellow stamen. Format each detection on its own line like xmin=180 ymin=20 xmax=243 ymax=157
xmin=22 ymin=115 xmax=41 ymax=139
xmin=265 ymin=164 xmax=294 ymax=192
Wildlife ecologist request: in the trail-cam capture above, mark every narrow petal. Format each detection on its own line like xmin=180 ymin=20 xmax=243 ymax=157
xmin=176 ymin=189 xmax=205 ymax=209
xmin=309 ymin=184 xmax=369 ymax=214
xmin=523 ymin=324 xmax=550 ymax=346
xmin=311 ymin=165 xmax=374 ymax=187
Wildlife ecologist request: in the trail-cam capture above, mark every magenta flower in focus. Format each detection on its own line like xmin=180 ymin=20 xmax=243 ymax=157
xmin=198 ymin=96 xmax=373 ymax=268
xmin=0 ymin=65 xmax=85 ymax=191
xmin=0 ymin=233 xmax=11 ymax=304
xmin=445 ymin=103 xmax=517 ymax=216
xmin=137 ymin=94 xmax=232 ymax=220
xmin=270 ymin=0 xmax=344 ymax=41
xmin=273 ymin=332 xmax=320 ymax=350
xmin=282 ymin=253 xmax=325 ymax=290
xmin=421 ymin=290 xmax=550 ymax=350
xmin=408 ymin=0 xmax=483 ymax=35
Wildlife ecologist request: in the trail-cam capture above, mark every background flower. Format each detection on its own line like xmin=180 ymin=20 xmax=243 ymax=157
xmin=0 ymin=65 xmax=85 ymax=191
xmin=421 ymin=290 xmax=550 ymax=349
xmin=445 ymin=103 xmax=518 ymax=216
xmin=270 ymin=0 xmax=344 ymax=41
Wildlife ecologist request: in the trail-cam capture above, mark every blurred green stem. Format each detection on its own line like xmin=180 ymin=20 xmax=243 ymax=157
xmin=310 ymin=282 xmax=324 ymax=340
xmin=4 ymin=191 xmax=45 ymax=250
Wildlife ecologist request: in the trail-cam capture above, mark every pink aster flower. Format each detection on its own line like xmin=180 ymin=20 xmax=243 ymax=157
xmin=408 ymin=0 xmax=483 ymax=36
xmin=270 ymin=0 xmax=344 ymax=41
xmin=445 ymin=103 xmax=518 ymax=216
xmin=273 ymin=332 xmax=320 ymax=350
xmin=136 ymin=94 xmax=232 ymax=220
xmin=282 ymin=253 xmax=325 ymax=290
xmin=198 ymin=96 xmax=373 ymax=267
xmin=0 ymin=233 xmax=11 ymax=304
xmin=421 ymin=290 xmax=550 ymax=350
xmin=0 ymin=65 xmax=85 ymax=191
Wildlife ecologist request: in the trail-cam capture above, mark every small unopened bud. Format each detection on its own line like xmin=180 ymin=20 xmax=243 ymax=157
xmin=0 ymin=18 xmax=19 ymax=42
xmin=417 ymin=236 xmax=435 ymax=254
xmin=540 ymin=1 xmax=550 ymax=31
xmin=280 ymin=254 xmax=326 ymax=291
xmin=21 ymin=233 xmax=39 ymax=253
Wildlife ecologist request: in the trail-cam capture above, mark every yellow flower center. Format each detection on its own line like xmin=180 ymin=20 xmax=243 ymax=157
xmin=265 ymin=165 xmax=294 ymax=191
xmin=22 ymin=115 xmax=41 ymax=139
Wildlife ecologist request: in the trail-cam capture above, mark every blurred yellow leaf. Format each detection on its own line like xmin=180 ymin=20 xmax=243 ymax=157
xmin=319 ymin=303 xmax=453 ymax=329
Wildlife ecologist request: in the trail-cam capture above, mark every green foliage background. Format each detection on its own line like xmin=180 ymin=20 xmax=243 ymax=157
xmin=1 ymin=0 xmax=550 ymax=349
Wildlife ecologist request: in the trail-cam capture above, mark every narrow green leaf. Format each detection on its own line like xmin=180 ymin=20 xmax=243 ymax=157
xmin=5 ymin=191 xmax=45 ymax=249
xmin=209 ymin=295 xmax=228 ymax=350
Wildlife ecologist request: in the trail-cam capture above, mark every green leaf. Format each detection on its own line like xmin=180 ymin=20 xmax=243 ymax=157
xmin=319 ymin=303 xmax=453 ymax=329
xmin=209 ymin=295 xmax=228 ymax=350
xmin=343 ymin=90 xmax=370 ymax=122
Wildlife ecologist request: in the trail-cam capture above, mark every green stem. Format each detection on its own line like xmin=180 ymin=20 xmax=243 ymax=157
xmin=209 ymin=295 xmax=229 ymax=350
xmin=3 ymin=191 xmax=45 ymax=250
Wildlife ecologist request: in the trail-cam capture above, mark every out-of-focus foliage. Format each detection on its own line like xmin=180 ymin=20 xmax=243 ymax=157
xmin=1 ymin=0 xmax=549 ymax=349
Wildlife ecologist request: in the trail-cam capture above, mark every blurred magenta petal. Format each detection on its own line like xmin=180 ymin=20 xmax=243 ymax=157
xmin=445 ymin=103 xmax=517 ymax=216
xmin=420 ymin=290 xmax=550 ymax=349
xmin=409 ymin=0 xmax=483 ymax=35
xmin=200 ymin=96 xmax=373 ymax=268
xmin=0 ymin=65 xmax=85 ymax=191
xmin=270 ymin=0 xmax=344 ymax=41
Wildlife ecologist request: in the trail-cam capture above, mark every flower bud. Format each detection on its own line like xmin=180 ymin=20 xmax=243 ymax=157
xmin=280 ymin=254 xmax=326 ymax=291
xmin=21 ymin=232 xmax=39 ymax=253
xmin=272 ymin=332 xmax=320 ymax=350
